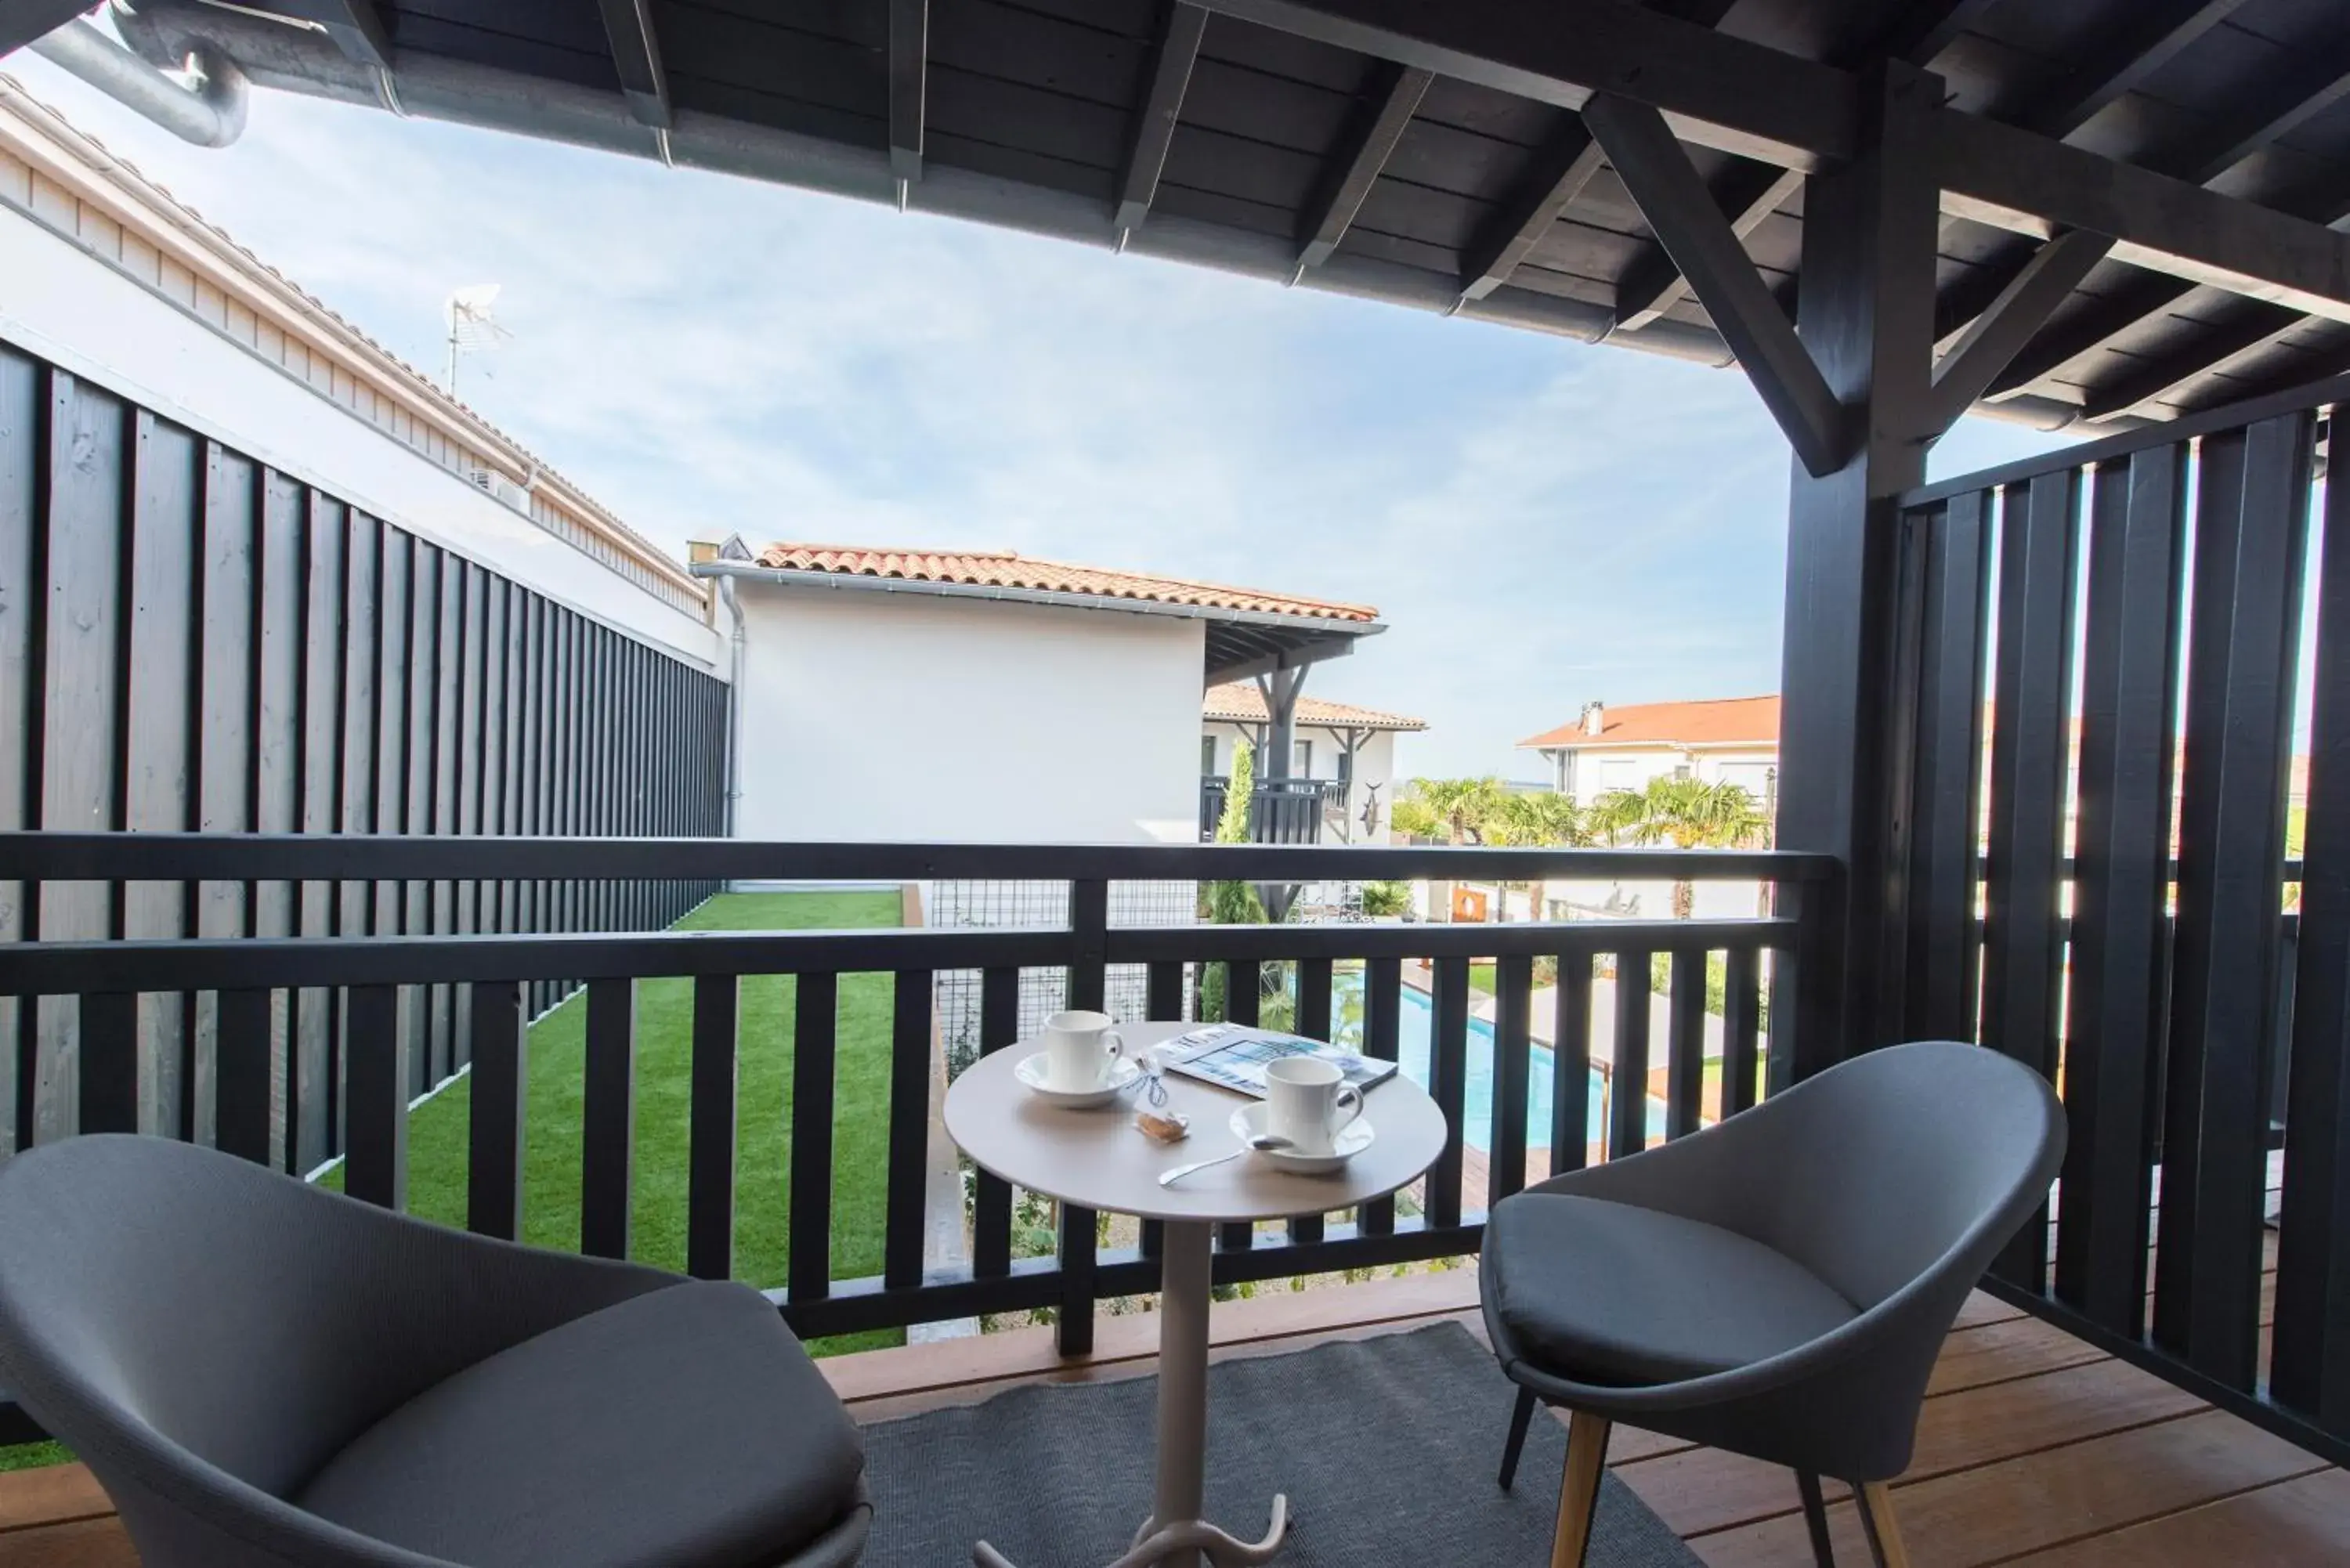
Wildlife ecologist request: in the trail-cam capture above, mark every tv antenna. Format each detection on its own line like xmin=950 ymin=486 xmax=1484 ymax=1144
xmin=443 ymin=284 xmax=512 ymax=396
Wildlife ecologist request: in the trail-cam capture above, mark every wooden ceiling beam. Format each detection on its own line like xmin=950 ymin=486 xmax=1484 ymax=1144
xmin=1115 ymin=2 xmax=1208 ymax=245
xmin=888 ymin=0 xmax=927 ymax=189
xmin=1293 ymin=60 xmax=1431 ymax=275
xmin=1455 ymin=123 xmax=1604 ymax=303
xmin=595 ymin=0 xmax=669 ymax=130
xmin=1927 ymin=230 xmax=2114 ymax=428
xmin=1614 ymin=163 xmax=1800 ymax=332
xmin=1583 ymin=92 xmax=1842 ymax=475
xmin=2175 ymin=50 xmax=2350 ymax=187
xmin=2025 ymin=0 xmax=2251 ymax=141
xmin=1868 ymin=0 xmax=2001 ymax=69
xmin=2081 ymin=303 xmax=2305 ymax=421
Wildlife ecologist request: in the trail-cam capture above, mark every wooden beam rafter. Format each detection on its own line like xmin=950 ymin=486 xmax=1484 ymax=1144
xmin=1114 ymin=1 xmax=1209 ymax=245
xmin=1582 ymin=93 xmax=1842 ymax=475
xmin=2081 ymin=302 xmax=2306 ymax=421
xmin=2024 ymin=0 xmax=2251 ymax=141
xmin=1868 ymin=0 xmax=2000 ymax=68
xmin=1454 ymin=123 xmax=1603 ymax=303
xmin=1927 ymin=229 xmax=2115 ymax=428
xmin=594 ymin=0 xmax=669 ymax=130
xmin=1293 ymin=60 xmax=1431 ymax=276
xmin=1614 ymin=163 xmax=1800 ymax=332
xmin=888 ymin=0 xmax=928 ymax=189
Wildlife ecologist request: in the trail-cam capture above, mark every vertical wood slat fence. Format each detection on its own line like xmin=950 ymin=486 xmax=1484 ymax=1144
xmin=0 ymin=834 xmax=1821 ymax=1443
xmin=0 ymin=343 xmax=728 ymax=1170
xmin=1890 ymin=369 xmax=2350 ymax=1467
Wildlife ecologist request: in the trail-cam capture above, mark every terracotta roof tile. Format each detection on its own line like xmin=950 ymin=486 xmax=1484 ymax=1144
xmin=751 ymin=544 xmax=1379 ymax=623
xmin=1519 ymin=695 xmax=1781 ymax=750
xmin=1202 ymin=682 xmax=1425 ymax=732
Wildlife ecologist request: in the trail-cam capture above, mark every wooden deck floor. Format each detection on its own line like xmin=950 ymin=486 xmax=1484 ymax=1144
xmin=5 ymin=1270 xmax=2343 ymax=1566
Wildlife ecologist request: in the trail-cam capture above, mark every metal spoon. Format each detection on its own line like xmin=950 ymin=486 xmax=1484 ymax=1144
xmin=1157 ymin=1134 xmax=1293 ymax=1187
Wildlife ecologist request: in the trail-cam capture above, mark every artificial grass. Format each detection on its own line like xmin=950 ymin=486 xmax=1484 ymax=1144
xmin=327 ymin=890 xmax=907 ymax=1355
xmin=0 ymin=1440 xmax=69 ymax=1472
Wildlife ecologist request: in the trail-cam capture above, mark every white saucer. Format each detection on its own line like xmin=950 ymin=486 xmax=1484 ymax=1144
xmin=1229 ymin=1101 xmax=1376 ymax=1175
xmin=1015 ymin=1051 xmax=1143 ymax=1107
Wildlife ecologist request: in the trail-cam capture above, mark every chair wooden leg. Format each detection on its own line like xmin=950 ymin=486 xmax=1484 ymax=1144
xmin=1795 ymin=1471 xmax=1836 ymax=1567
xmin=1499 ymin=1386 xmax=1538 ymax=1490
xmin=1549 ymin=1411 xmax=1611 ymax=1568
xmin=1853 ymin=1482 xmax=1911 ymax=1568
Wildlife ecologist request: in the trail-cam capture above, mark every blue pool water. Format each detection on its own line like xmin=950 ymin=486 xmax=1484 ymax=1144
xmin=1381 ymin=982 xmax=1667 ymax=1155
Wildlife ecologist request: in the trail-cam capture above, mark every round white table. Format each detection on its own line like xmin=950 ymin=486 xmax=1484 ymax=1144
xmin=942 ymin=1022 xmax=1448 ymax=1568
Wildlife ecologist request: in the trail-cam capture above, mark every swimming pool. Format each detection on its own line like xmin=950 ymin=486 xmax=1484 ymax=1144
xmin=1380 ymin=981 xmax=1667 ymax=1155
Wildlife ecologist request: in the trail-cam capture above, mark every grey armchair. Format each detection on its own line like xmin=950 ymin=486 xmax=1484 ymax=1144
xmin=0 ymin=1133 xmax=872 ymax=1568
xmin=1482 ymin=1040 xmax=2065 ymax=1568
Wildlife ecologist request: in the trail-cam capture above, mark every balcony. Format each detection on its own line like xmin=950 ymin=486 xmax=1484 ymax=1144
xmin=1197 ymin=775 xmax=1350 ymax=844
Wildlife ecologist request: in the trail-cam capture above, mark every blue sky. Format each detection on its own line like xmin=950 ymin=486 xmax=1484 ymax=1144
xmin=9 ymin=56 xmax=2077 ymax=778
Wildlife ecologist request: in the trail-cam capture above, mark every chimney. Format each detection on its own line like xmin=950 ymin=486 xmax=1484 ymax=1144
xmin=1581 ymin=700 xmax=1605 ymax=737
xmin=686 ymin=537 xmax=721 ymax=565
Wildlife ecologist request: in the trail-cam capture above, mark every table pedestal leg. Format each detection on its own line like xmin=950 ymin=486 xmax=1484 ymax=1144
xmin=970 ymin=1219 xmax=1292 ymax=1568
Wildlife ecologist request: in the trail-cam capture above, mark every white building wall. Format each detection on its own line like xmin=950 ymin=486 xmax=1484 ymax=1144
xmin=1552 ymin=743 xmax=1778 ymax=805
xmin=0 ymin=194 xmax=720 ymax=670
xmin=736 ymin=583 xmax=1205 ymax=843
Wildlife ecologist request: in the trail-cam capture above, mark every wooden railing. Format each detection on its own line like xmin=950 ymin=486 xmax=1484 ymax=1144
xmin=0 ymin=833 xmax=1828 ymax=1443
xmin=1197 ymin=776 xmax=1345 ymax=844
xmin=1891 ymin=367 xmax=2350 ymax=1467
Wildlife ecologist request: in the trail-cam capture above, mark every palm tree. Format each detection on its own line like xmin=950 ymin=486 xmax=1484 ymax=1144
xmin=1588 ymin=775 xmax=1767 ymax=918
xmin=1488 ymin=791 xmax=1588 ymax=921
xmin=1400 ymin=776 xmax=1512 ymax=844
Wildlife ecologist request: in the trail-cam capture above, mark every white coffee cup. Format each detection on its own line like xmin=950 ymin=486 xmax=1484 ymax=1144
xmin=1263 ymin=1057 xmax=1364 ymax=1158
xmin=1041 ymin=1009 xmax=1124 ymax=1092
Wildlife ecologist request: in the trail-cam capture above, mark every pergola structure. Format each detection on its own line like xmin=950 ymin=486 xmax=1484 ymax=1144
xmin=7 ymin=0 xmax=2350 ymax=1480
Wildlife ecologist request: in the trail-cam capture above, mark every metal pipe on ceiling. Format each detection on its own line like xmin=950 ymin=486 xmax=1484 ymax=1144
xmin=103 ymin=0 xmax=2113 ymax=437
xmin=30 ymin=14 xmax=245 ymax=148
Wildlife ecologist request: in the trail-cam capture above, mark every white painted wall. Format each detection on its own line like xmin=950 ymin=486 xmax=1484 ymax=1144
xmin=0 ymin=203 xmax=721 ymax=670
xmin=735 ymin=583 xmax=1206 ymax=843
xmin=1202 ymin=721 xmax=1405 ymax=841
xmin=1549 ymin=743 xmax=1779 ymax=804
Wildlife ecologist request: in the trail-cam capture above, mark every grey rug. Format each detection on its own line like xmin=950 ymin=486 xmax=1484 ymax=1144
xmin=859 ymin=1320 xmax=1701 ymax=1567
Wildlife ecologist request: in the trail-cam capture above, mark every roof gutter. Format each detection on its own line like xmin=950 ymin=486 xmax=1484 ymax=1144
xmin=691 ymin=559 xmax=1388 ymax=641
xmin=31 ymin=15 xmax=245 ymax=148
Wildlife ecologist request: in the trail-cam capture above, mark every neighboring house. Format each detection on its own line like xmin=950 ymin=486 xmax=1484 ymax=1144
xmin=1518 ymin=695 xmax=1781 ymax=811
xmin=1201 ymin=684 xmax=1425 ymax=844
xmin=695 ymin=542 xmax=1387 ymax=847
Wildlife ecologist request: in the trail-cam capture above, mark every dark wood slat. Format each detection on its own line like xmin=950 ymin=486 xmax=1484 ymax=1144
xmin=1721 ymin=945 xmax=1760 ymax=1116
xmin=2275 ymin=431 xmax=2350 ymax=1429
xmin=1147 ymin=959 xmax=1186 ymax=1021
xmin=293 ymin=494 xmax=344 ymax=1175
xmin=212 ymin=987 xmax=273 ymax=1163
xmin=1361 ymin=953 xmax=1401 ymax=1234
xmin=596 ymin=0 xmax=671 ymax=128
xmin=466 ymin=980 xmax=526 ymax=1241
xmin=789 ymin=970 xmax=839 ymax=1304
xmin=403 ymin=540 xmax=438 ymax=1095
xmin=1665 ymin=949 xmax=1705 ymax=1138
xmin=0 ymin=349 xmax=38 ymax=1153
xmin=1455 ymin=122 xmax=1603 ymax=302
xmin=342 ymin=983 xmax=404 ymax=1209
xmin=1114 ymin=0 xmax=1206 ymax=240
xmin=1870 ymin=0 xmax=1998 ymax=67
xmin=1059 ymin=880 xmax=1108 ymax=1352
xmin=580 ymin=976 xmax=635 ymax=1259
xmin=1550 ymin=953 xmax=1593 ymax=1171
xmin=973 ymin=966 xmax=1019 ymax=1278
xmin=1221 ymin=948 xmax=1260 ymax=1250
xmin=2157 ymin=411 xmax=2316 ymax=1389
xmin=1610 ymin=949 xmax=1653 ymax=1160
xmin=687 ymin=973 xmax=738 ymax=1279
xmin=884 ymin=969 xmax=933 ymax=1290
xmin=1488 ymin=951 xmax=1532 ymax=1207
xmin=2056 ymin=444 xmax=2188 ymax=1335
xmin=1289 ymin=955 xmax=1335 ymax=1245
xmin=194 ymin=442 xmax=255 ymax=1147
xmin=1901 ymin=490 xmax=1993 ymax=1042
xmin=1294 ymin=60 xmax=1432 ymax=273
xmin=1426 ymin=954 xmax=1470 ymax=1227
xmin=75 ymin=992 xmax=137 ymax=1136
xmin=1981 ymin=470 xmax=2082 ymax=1286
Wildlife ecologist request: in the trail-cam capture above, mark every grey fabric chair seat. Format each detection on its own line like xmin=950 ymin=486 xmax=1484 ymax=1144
xmin=1483 ymin=1192 xmax=1859 ymax=1386
xmin=0 ymin=1134 xmax=872 ymax=1568
xmin=298 ymin=1280 xmax=865 ymax=1568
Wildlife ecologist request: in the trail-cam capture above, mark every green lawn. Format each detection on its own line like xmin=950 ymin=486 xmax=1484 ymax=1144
xmin=327 ymin=889 xmax=907 ymax=1355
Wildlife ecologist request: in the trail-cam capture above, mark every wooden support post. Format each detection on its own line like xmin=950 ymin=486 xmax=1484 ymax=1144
xmin=1775 ymin=63 xmax=1944 ymax=1075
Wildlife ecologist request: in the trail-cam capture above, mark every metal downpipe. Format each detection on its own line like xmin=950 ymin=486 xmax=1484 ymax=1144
xmin=30 ymin=16 xmax=245 ymax=148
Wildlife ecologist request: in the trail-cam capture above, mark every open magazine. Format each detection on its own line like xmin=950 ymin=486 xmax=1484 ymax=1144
xmin=1157 ymin=1022 xmax=1400 ymax=1100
